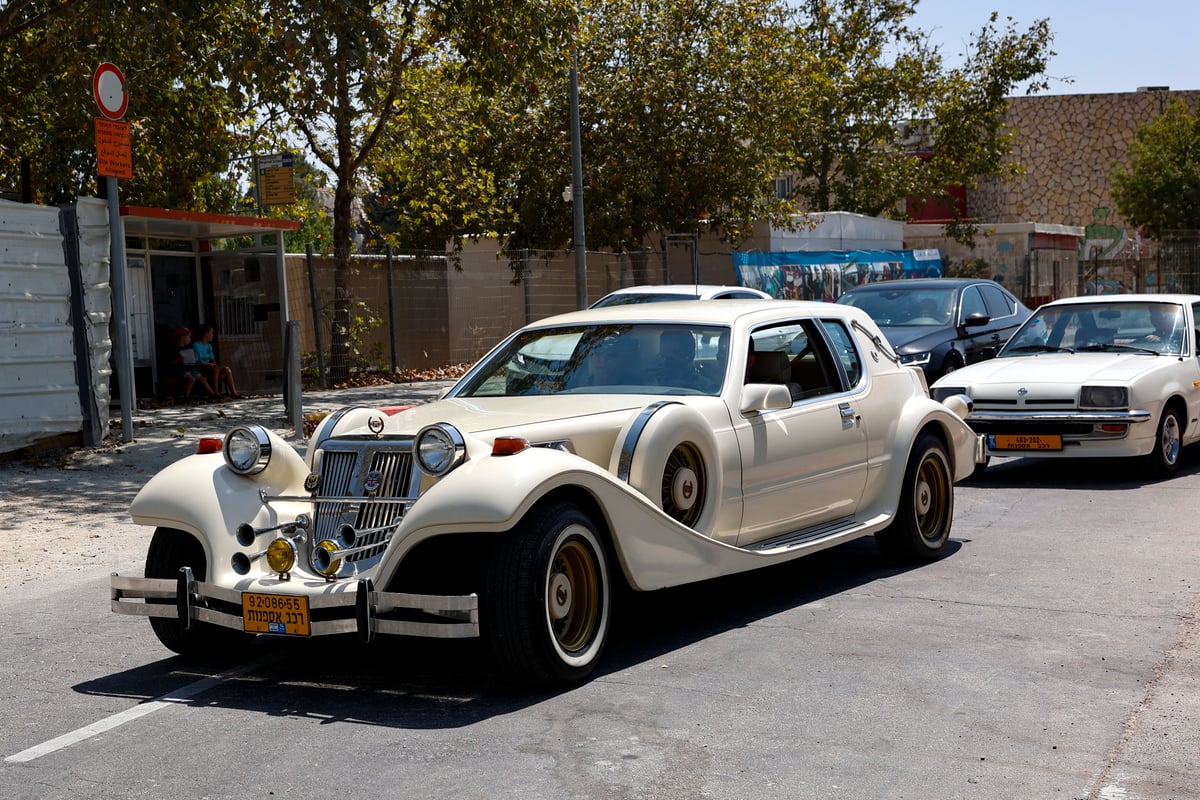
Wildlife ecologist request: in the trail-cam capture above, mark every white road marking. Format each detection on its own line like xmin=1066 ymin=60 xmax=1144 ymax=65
xmin=5 ymin=658 xmax=270 ymax=764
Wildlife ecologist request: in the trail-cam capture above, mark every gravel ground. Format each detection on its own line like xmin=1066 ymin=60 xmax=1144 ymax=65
xmin=0 ymin=380 xmax=455 ymax=591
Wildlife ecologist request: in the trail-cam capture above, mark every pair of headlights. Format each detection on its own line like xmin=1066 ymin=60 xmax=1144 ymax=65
xmin=222 ymin=423 xmax=468 ymax=477
xmin=930 ymin=385 xmax=1128 ymax=409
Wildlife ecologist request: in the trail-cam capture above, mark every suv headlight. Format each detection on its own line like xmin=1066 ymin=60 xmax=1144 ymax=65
xmin=1080 ymin=386 xmax=1127 ymax=409
xmin=899 ymin=351 xmax=932 ymax=367
xmin=224 ymin=425 xmax=272 ymax=475
xmin=415 ymin=423 xmax=467 ymax=476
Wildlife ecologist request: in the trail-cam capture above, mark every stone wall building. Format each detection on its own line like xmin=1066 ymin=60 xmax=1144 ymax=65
xmin=972 ymin=87 xmax=1200 ymax=259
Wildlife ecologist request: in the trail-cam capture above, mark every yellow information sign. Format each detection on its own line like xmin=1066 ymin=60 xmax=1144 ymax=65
xmin=258 ymin=152 xmax=296 ymax=206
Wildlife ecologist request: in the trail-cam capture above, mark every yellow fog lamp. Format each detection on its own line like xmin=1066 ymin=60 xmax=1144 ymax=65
xmin=313 ymin=539 xmax=342 ymax=577
xmin=266 ymin=538 xmax=297 ymax=573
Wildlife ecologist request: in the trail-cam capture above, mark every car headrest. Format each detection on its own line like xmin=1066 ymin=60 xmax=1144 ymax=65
xmin=747 ymin=350 xmax=791 ymax=383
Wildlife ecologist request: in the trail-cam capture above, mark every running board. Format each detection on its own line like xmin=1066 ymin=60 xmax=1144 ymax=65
xmin=744 ymin=516 xmax=868 ymax=554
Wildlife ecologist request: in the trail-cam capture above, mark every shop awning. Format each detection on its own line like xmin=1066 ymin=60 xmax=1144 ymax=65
xmin=119 ymin=205 xmax=301 ymax=241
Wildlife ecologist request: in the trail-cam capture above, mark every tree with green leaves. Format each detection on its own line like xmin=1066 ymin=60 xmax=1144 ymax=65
xmin=234 ymin=0 xmax=576 ymax=380
xmin=0 ymin=1 xmax=259 ymax=208
xmin=777 ymin=1 xmax=1054 ymax=233
xmin=367 ymin=0 xmax=800 ymax=286
xmin=1110 ymin=98 xmax=1200 ymax=240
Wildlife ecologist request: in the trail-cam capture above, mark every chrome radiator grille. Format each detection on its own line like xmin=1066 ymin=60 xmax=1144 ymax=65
xmin=313 ymin=441 xmax=416 ymax=563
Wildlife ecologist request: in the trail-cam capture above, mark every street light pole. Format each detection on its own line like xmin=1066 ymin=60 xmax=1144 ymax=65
xmin=570 ymin=47 xmax=588 ymax=309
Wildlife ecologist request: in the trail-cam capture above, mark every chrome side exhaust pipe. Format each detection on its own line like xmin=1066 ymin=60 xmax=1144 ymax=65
xmin=235 ymin=514 xmax=311 ymax=547
xmin=231 ymin=529 xmax=306 ymax=575
xmin=311 ymin=523 xmax=398 ymax=576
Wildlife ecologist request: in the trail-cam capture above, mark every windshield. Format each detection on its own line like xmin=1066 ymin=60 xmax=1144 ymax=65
xmin=455 ymin=323 xmax=732 ymax=397
xmin=1000 ymin=301 xmax=1186 ymax=356
xmin=590 ymin=292 xmax=701 ymax=307
xmin=838 ymin=287 xmax=956 ymax=326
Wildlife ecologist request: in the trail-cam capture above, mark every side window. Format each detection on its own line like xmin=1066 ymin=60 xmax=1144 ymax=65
xmin=960 ymin=286 xmax=987 ymax=320
xmin=1192 ymin=302 xmax=1200 ymax=355
xmin=819 ymin=319 xmax=862 ymax=388
xmin=981 ymin=285 xmax=1015 ymax=319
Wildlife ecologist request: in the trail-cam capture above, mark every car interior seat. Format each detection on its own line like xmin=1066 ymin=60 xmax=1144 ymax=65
xmin=790 ymin=355 xmax=832 ymax=399
xmin=747 ymin=350 xmax=801 ymax=400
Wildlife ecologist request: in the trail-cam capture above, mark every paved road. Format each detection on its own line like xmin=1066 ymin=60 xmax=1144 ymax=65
xmin=0 ymin=386 xmax=1196 ymax=799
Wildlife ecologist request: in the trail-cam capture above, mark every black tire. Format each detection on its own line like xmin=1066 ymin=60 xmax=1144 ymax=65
xmin=145 ymin=527 xmax=252 ymax=656
xmin=484 ymin=502 xmax=611 ymax=686
xmin=938 ymin=353 xmax=964 ymax=379
xmin=1141 ymin=405 xmax=1183 ymax=479
xmin=875 ymin=433 xmax=954 ymax=562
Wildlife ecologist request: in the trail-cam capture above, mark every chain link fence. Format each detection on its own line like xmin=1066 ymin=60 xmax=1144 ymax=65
xmin=287 ymin=234 xmax=1200 ymax=384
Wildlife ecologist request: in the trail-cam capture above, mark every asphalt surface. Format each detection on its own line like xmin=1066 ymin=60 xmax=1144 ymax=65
xmin=0 ymin=381 xmax=1196 ymax=799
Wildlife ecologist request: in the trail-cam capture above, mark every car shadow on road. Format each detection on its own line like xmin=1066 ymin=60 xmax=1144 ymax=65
xmin=960 ymin=447 xmax=1200 ymax=490
xmin=74 ymin=538 xmax=955 ymax=728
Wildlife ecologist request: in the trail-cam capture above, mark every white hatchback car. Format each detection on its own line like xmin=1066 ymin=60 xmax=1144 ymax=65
xmin=590 ymin=283 xmax=773 ymax=307
xmin=930 ymin=293 xmax=1200 ymax=477
xmin=112 ymin=300 xmax=982 ymax=686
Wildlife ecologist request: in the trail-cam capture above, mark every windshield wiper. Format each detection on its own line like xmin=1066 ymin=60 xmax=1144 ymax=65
xmin=1006 ymin=343 xmax=1075 ymax=354
xmin=1077 ymin=343 xmax=1160 ymax=355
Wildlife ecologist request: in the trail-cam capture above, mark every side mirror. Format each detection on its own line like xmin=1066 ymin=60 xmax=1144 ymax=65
xmin=740 ymin=383 xmax=793 ymax=414
xmin=962 ymin=312 xmax=990 ymax=328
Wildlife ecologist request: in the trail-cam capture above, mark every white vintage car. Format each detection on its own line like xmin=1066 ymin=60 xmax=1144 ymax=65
xmin=930 ymin=293 xmax=1200 ymax=477
xmin=112 ymin=300 xmax=983 ymax=685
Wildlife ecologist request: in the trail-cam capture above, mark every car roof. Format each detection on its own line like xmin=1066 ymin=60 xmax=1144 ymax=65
xmin=592 ymin=284 xmax=772 ymax=301
xmin=1041 ymin=293 xmax=1200 ymax=306
xmin=838 ymin=278 xmax=992 ymax=294
xmin=529 ymin=298 xmax=867 ymax=328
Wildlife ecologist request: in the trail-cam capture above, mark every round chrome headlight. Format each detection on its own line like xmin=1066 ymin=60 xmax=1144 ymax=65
xmin=415 ymin=423 xmax=466 ymax=476
xmin=224 ymin=425 xmax=272 ymax=475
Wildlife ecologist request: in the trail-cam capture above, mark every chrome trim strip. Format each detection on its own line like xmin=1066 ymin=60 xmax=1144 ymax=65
xmin=616 ymin=400 xmax=680 ymax=482
xmin=968 ymin=409 xmax=1153 ymax=424
xmin=310 ymin=406 xmax=373 ymax=452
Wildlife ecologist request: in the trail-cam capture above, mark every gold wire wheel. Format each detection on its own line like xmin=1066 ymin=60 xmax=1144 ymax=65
xmin=660 ymin=442 xmax=706 ymax=527
xmin=547 ymin=536 xmax=602 ymax=654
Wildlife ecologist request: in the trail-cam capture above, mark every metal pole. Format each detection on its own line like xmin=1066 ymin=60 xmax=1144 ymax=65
xmin=570 ymin=48 xmax=588 ymax=309
xmin=106 ymin=177 xmax=134 ymax=442
xmin=386 ymin=247 xmax=398 ymax=371
xmin=305 ymin=245 xmax=327 ymax=388
xmin=286 ymin=320 xmax=302 ymax=434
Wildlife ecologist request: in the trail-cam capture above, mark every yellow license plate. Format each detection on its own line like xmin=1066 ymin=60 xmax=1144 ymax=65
xmin=988 ymin=433 xmax=1063 ymax=451
xmin=242 ymin=592 xmax=311 ymax=636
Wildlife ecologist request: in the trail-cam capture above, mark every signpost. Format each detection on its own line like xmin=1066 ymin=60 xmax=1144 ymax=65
xmin=94 ymin=62 xmax=135 ymax=442
xmin=256 ymin=152 xmax=296 ymax=207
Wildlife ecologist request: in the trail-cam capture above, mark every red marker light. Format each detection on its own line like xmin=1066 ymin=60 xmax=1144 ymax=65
xmin=492 ymin=436 xmax=530 ymax=456
xmin=197 ymin=437 xmax=224 ymax=454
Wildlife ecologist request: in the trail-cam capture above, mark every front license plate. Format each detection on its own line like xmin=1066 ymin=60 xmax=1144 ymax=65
xmin=242 ymin=592 xmax=311 ymax=636
xmin=987 ymin=433 xmax=1063 ymax=451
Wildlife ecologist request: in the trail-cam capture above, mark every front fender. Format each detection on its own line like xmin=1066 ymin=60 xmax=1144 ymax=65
xmin=129 ymin=428 xmax=311 ymax=557
xmin=377 ymin=446 xmax=768 ymax=592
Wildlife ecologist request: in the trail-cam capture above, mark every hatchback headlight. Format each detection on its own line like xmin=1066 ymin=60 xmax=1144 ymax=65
xmin=224 ymin=425 xmax=272 ymax=475
xmin=415 ymin=423 xmax=467 ymax=476
xmin=1080 ymin=386 xmax=1127 ymax=409
xmin=930 ymin=385 xmax=967 ymax=403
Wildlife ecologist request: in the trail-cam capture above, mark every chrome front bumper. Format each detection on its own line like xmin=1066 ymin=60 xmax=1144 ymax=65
xmin=110 ymin=568 xmax=479 ymax=642
xmin=967 ymin=409 xmax=1153 ymax=425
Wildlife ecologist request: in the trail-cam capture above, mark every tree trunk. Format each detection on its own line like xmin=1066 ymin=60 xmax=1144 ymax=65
xmin=328 ymin=175 xmax=355 ymax=383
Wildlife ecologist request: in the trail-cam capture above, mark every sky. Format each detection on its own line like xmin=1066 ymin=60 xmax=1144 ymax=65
xmin=909 ymin=0 xmax=1200 ymax=96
